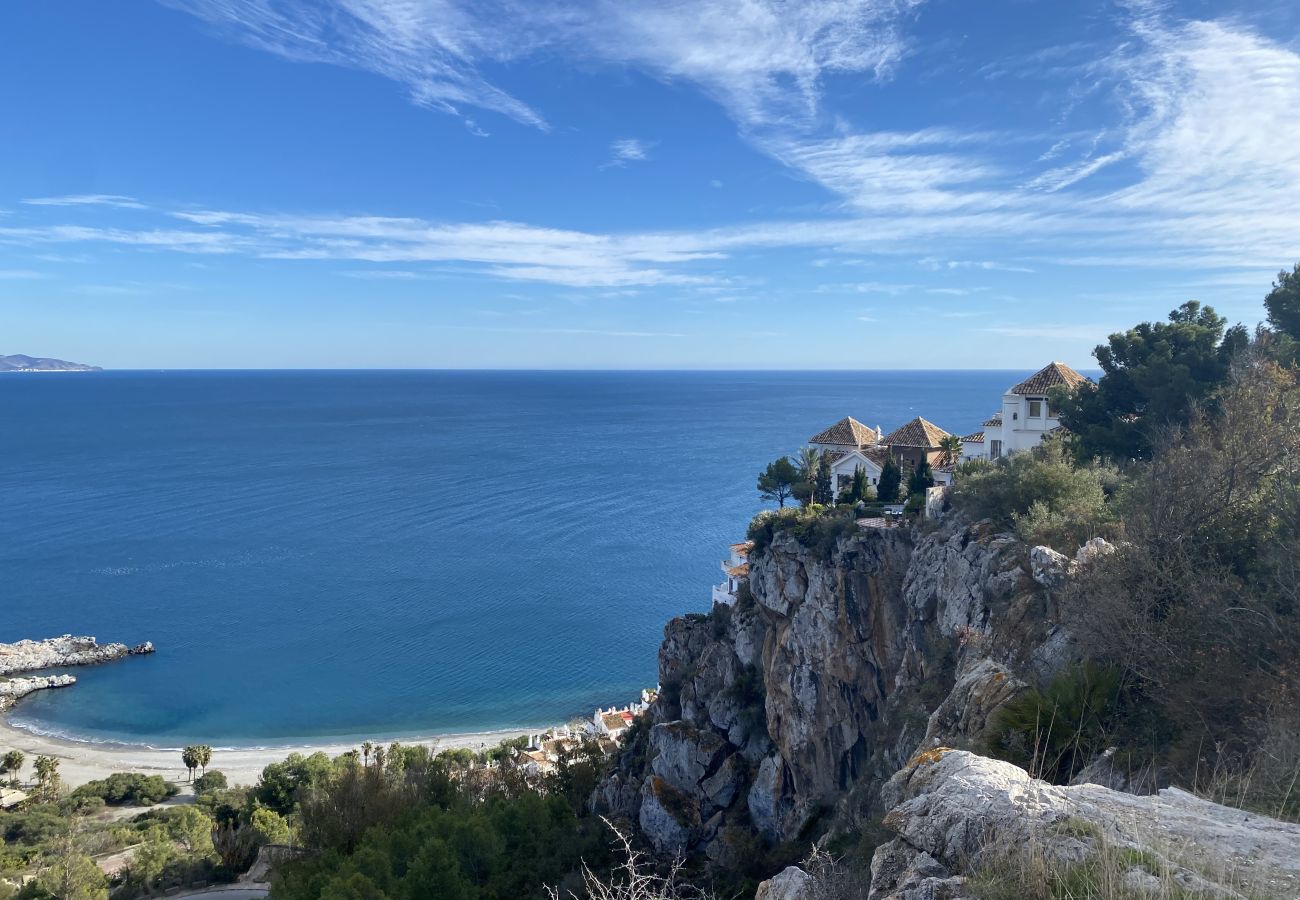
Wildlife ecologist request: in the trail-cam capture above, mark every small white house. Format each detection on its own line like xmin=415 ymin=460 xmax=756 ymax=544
xmin=712 ymin=541 xmax=752 ymax=606
xmin=972 ymin=362 xmax=1088 ymax=460
xmin=593 ymin=707 xmax=636 ymax=741
xmin=827 ymin=447 xmax=888 ymax=498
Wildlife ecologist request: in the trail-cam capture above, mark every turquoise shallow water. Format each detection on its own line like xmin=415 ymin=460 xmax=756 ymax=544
xmin=2 ymin=370 xmax=1025 ymax=746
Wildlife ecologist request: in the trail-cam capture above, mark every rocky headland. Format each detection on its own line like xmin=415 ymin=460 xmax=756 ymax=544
xmin=0 ymin=634 xmax=154 ymax=711
xmin=0 ymin=353 xmax=101 ymax=372
xmin=597 ymin=513 xmax=1300 ymax=895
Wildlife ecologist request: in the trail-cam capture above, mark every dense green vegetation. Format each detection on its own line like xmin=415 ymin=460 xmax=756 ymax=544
xmin=70 ymin=774 xmax=177 ymax=808
xmin=272 ymin=743 xmax=615 ymax=900
xmin=953 ymin=291 xmax=1300 ymax=817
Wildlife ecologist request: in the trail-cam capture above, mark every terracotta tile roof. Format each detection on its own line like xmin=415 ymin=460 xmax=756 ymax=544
xmin=982 ymin=411 xmax=1003 ymax=428
xmin=725 ymin=562 xmax=750 ymax=578
xmin=809 ymin=416 xmax=879 ymax=447
xmin=729 ymin=542 xmax=752 ymax=554
xmin=882 ymin=416 xmax=952 ymax=448
xmin=601 ymin=713 xmax=629 ymax=731
xmin=962 ymin=431 xmax=985 ymax=443
xmin=862 ymin=446 xmax=891 ymax=467
xmin=1009 ymin=361 xmax=1089 ymax=396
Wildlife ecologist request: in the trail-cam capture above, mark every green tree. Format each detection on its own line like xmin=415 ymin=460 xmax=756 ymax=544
xmin=164 ymin=805 xmax=215 ymax=857
xmin=1264 ymin=262 xmax=1300 ymax=345
xmin=35 ymin=848 xmax=108 ymax=900
xmin=251 ymin=806 xmax=292 ymax=845
xmin=907 ymin=460 xmax=935 ymax=497
xmin=1052 ymin=301 xmax=1243 ymax=461
xmin=757 ymin=457 xmax=799 ymax=508
xmin=814 ymin=453 xmax=834 ymax=505
xmin=196 ymin=744 xmax=213 ymax=775
xmin=845 ymin=465 xmax=872 ymax=504
xmin=252 ymin=751 xmax=335 ymax=815
xmin=361 ymin=741 xmax=374 ymax=768
xmin=0 ymin=750 xmax=23 ymax=777
xmin=876 ymin=455 xmax=902 ymax=502
xmin=131 ymin=826 xmax=176 ymax=891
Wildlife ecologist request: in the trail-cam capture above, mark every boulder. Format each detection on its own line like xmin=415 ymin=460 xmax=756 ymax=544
xmin=754 ymin=866 xmax=813 ymax=900
xmin=869 ymin=750 xmax=1300 ymax=899
xmin=1029 ymin=545 xmax=1071 ymax=587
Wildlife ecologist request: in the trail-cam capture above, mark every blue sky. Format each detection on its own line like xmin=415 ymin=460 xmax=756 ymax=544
xmin=2 ymin=0 xmax=1298 ymax=369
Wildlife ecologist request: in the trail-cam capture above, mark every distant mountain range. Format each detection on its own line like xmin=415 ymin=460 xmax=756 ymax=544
xmin=0 ymin=354 xmax=102 ymax=372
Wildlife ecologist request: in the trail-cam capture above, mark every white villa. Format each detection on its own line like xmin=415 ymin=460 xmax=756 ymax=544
xmin=797 ymin=362 xmax=1088 ymax=493
xmin=965 ymin=362 xmax=1088 ymax=460
xmin=808 ymin=416 xmax=891 ymax=495
xmin=712 ymin=541 xmax=753 ymax=606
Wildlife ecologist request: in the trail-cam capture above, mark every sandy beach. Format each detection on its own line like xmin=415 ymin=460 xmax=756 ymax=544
xmin=0 ymin=717 xmax=535 ymax=789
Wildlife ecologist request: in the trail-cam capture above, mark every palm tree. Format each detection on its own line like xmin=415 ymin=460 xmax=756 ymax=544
xmin=1 ymin=750 xmax=23 ymax=778
xmin=196 ymin=745 xmax=212 ymax=775
xmin=362 ymin=741 xmax=374 ymax=768
xmin=939 ymin=434 xmax=963 ymax=468
xmin=181 ymin=746 xmax=200 ymax=782
xmin=33 ymin=755 xmax=60 ymax=802
xmin=796 ymin=446 xmax=821 ymax=506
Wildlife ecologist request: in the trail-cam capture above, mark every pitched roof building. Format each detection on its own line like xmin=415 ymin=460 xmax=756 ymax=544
xmin=964 ymin=362 xmax=1090 ymax=461
xmin=809 ymin=416 xmax=882 ymax=450
xmin=882 ymin=416 xmax=951 ymax=449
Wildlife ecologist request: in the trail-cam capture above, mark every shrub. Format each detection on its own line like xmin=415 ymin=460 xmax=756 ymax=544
xmin=747 ymin=506 xmax=857 ymax=560
xmin=71 ymin=773 xmax=178 ymax=807
xmin=985 ymin=664 xmax=1124 ymax=784
xmin=193 ymin=771 xmax=228 ymax=795
xmin=951 ymin=438 xmax=1121 ymax=552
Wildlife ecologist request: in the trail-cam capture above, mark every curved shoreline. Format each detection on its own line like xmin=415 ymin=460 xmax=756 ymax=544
xmin=0 ymin=716 xmax=538 ymax=789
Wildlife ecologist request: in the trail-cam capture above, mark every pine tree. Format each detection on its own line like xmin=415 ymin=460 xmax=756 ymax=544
xmin=850 ymin=465 xmax=868 ymax=503
xmin=877 ymin=455 xmax=902 ymax=502
xmin=815 ymin=453 xmax=834 ymax=505
xmin=908 ymin=460 xmax=935 ymax=496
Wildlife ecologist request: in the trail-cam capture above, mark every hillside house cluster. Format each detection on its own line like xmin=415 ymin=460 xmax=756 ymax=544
xmin=710 ymin=363 xmax=1089 ymax=609
xmin=517 ymin=690 xmax=658 ymax=775
xmin=811 ymin=361 xmax=1088 ymax=486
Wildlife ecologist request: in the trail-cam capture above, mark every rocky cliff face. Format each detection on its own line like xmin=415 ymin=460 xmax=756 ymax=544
xmin=597 ymin=516 xmax=1078 ymax=862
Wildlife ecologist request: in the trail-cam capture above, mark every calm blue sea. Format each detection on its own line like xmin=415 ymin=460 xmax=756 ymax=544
xmin=3 ymin=370 xmax=1024 ymax=747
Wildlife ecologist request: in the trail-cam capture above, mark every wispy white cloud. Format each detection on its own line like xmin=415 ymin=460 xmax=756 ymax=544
xmin=600 ymin=138 xmax=652 ymax=169
xmin=982 ymin=324 xmax=1111 ymax=341
xmin=0 ymin=269 xmax=45 ymax=279
xmin=920 ymin=258 xmax=1035 ymax=273
xmin=162 ymin=0 xmax=549 ymax=128
xmin=22 ymin=194 xmax=147 ymax=209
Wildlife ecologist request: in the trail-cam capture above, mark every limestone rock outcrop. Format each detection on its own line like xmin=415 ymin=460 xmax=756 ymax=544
xmin=0 ymin=674 xmax=77 ymax=712
xmin=0 ymin=635 xmax=135 ymax=675
xmin=868 ymin=750 xmax=1300 ymax=899
xmin=0 ymin=634 xmax=153 ymax=711
xmin=597 ymin=516 xmax=1076 ymax=860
